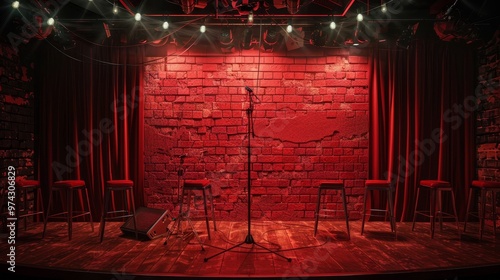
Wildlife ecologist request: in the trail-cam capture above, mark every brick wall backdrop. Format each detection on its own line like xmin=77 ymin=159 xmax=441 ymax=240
xmin=143 ymin=48 xmax=369 ymax=221
xmin=0 ymin=40 xmax=35 ymax=181
xmin=475 ymin=31 xmax=500 ymax=224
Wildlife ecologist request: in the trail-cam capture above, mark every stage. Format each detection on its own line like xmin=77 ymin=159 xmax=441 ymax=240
xmin=1 ymin=220 xmax=500 ymax=280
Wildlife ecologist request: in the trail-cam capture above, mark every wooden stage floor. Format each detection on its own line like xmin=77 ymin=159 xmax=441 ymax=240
xmin=1 ymin=219 xmax=500 ymax=280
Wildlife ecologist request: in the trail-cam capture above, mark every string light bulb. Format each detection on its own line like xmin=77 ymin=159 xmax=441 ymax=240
xmin=381 ymin=3 xmax=387 ymax=13
xmin=162 ymin=21 xmax=169 ymax=30
xmin=330 ymin=21 xmax=336 ymax=30
xmin=12 ymin=1 xmax=20 ymax=9
xmin=47 ymin=17 xmax=55 ymax=26
xmin=357 ymin=13 xmax=363 ymax=22
xmin=113 ymin=3 xmax=118 ymax=14
xmin=134 ymin=13 xmax=141 ymax=21
xmin=286 ymin=24 xmax=293 ymax=33
xmin=247 ymin=11 xmax=254 ymax=26
xmin=200 ymin=24 xmax=206 ymax=33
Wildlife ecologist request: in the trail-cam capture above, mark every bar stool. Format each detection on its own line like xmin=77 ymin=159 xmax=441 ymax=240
xmin=361 ymin=180 xmax=397 ymax=236
xmin=412 ymin=180 xmax=460 ymax=238
xmin=1 ymin=179 xmax=45 ymax=235
xmin=180 ymin=179 xmax=216 ymax=239
xmin=43 ymin=180 xmax=94 ymax=240
xmin=464 ymin=180 xmax=500 ymax=240
xmin=313 ymin=180 xmax=350 ymax=240
xmin=99 ymin=180 xmax=137 ymax=242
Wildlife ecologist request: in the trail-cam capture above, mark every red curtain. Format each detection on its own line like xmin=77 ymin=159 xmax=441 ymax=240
xmin=368 ymin=39 xmax=476 ymax=221
xmin=35 ymin=42 xmax=145 ymax=216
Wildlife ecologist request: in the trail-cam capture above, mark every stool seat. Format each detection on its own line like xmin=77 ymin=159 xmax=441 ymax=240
xmin=184 ymin=179 xmax=211 ymax=189
xmin=471 ymin=180 xmax=500 ymax=189
xmin=365 ymin=180 xmax=391 ymax=188
xmin=420 ymin=180 xmax=450 ymax=188
xmin=106 ymin=180 xmax=134 ymax=188
xmin=16 ymin=179 xmax=40 ymax=188
xmin=314 ymin=180 xmax=350 ymax=239
xmin=412 ymin=180 xmax=459 ymax=238
xmin=319 ymin=180 xmax=344 ymax=188
xmin=53 ymin=180 xmax=86 ymax=188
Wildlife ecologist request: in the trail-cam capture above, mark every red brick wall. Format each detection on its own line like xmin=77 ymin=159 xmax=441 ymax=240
xmin=0 ymin=40 xmax=35 ymax=181
xmin=143 ymin=48 xmax=370 ymax=220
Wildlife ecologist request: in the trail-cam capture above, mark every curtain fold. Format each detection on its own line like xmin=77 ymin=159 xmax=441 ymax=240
xmin=369 ymin=39 xmax=476 ymax=221
xmin=35 ymin=42 xmax=145 ymax=217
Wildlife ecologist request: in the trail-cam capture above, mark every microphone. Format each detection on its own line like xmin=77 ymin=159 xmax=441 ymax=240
xmin=245 ymin=86 xmax=253 ymax=93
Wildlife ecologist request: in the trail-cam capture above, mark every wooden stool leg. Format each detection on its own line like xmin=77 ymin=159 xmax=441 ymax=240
xmin=128 ymin=189 xmax=138 ymax=240
xmin=341 ymin=188 xmax=350 ymax=240
xmin=412 ymin=187 xmax=421 ymax=231
xmin=202 ymin=188 xmax=211 ymax=240
xmin=387 ymin=188 xmax=396 ymax=235
xmin=480 ymin=189 xmax=486 ymax=240
xmin=361 ymin=188 xmax=369 ymax=235
xmin=84 ymin=188 xmax=94 ymax=232
xmin=42 ymin=189 xmax=54 ymax=238
xmin=430 ymin=188 xmax=436 ymax=239
xmin=99 ymin=188 xmax=111 ymax=243
xmin=493 ymin=190 xmax=498 ymax=237
xmin=450 ymin=189 xmax=460 ymax=238
xmin=314 ymin=187 xmax=322 ymax=236
xmin=208 ymin=186 xmax=217 ymax=231
xmin=464 ymin=188 xmax=474 ymax=232
xmin=68 ymin=189 xmax=73 ymax=240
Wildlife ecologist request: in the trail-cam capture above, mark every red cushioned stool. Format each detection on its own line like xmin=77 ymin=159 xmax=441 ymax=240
xmin=43 ymin=180 xmax=94 ymax=240
xmin=99 ymin=180 xmax=137 ymax=242
xmin=1 ymin=179 xmax=45 ymax=236
xmin=361 ymin=180 xmax=397 ymax=236
xmin=412 ymin=180 xmax=460 ymax=238
xmin=180 ymin=179 xmax=216 ymax=239
xmin=314 ymin=180 xmax=350 ymax=240
xmin=464 ymin=180 xmax=500 ymax=240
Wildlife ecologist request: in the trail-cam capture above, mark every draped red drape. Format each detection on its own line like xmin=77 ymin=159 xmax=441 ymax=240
xmin=368 ymin=39 xmax=476 ymax=221
xmin=35 ymin=42 xmax=145 ymax=216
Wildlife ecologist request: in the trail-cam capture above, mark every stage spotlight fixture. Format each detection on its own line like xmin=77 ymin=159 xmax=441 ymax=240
xmin=381 ymin=3 xmax=387 ymax=13
xmin=135 ymin=13 xmax=141 ymax=21
xmin=247 ymin=11 xmax=254 ymax=26
xmin=200 ymin=24 xmax=206 ymax=33
xmin=396 ymin=24 xmax=415 ymax=49
xmin=310 ymin=27 xmax=326 ymax=46
xmin=262 ymin=26 xmax=280 ymax=51
xmin=47 ymin=17 xmax=55 ymax=26
xmin=12 ymin=1 xmax=20 ymax=9
xmin=240 ymin=27 xmax=254 ymax=50
xmin=162 ymin=21 xmax=169 ymax=30
xmin=218 ymin=27 xmax=233 ymax=48
xmin=330 ymin=21 xmax=336 ymax=30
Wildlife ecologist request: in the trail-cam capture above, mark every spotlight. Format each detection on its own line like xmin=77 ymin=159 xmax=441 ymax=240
xmin=310 ymin=27 xmax=326 ymax=46
xmin=200 ymin=24 xmax=206 ymax=33
xmin=247 ymin=11 xmax=254 ymax=26
xmin=134 ymin=13 xmax=141 ymax=21
xmin=262 ymin=26 xmax=280 ymax=51
xmin=12 ymin=1 xmax=20 ymax=9
xmin=396 ymin=24 xmax=416 ymax=49
xmin=357 ymin=13 xmax=363 ymax=22
xmin=286 ymin=24 xmax=293 ymax=33
xmin=47 ymin=17 xmax=55 ymax=26
xmin=162 ymin=21 xmax=169 ymax=30
xmin=330 ymin=21 xmax=336 ymax=30
xmin=218 ymin=27 xmax=234 ymax=52
xmin=381 ymin=3 xmax=387 ymax=13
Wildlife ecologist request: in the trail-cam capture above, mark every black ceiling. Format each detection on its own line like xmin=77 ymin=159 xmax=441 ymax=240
xmin=1 ymin=0 xmax=498 ymax=51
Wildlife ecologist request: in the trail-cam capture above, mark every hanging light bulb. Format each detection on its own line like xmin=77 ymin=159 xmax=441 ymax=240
xmin=330 ymin=21 xmax=336 ymax=30
xmin=200 ymin=24 xmax=206 ymax=33
xmin=47 ymin=17 xmax=55 ymax=26
xmin=357 ymin=13 xmax=363 ymax=22
xmin=162 ymin=21 xmax=169 ymax=30
xmin=247 ymin=11 xmax=254 ymax=26
xmin=134 ymin=13 xmax=141 ymax=21
xmin=113 ymin=3 xmax=118 ymax=14
xmin=381 ymin=3 xmax=387 ymax=13
xmin=12 ymin=1 xmax=20 ymax=9
xmin=286 ymin=24 xmax=293 ymax=33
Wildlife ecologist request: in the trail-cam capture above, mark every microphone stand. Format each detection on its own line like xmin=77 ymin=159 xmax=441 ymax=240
xmin=203 ymin=87 xmax=291 ymax=262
